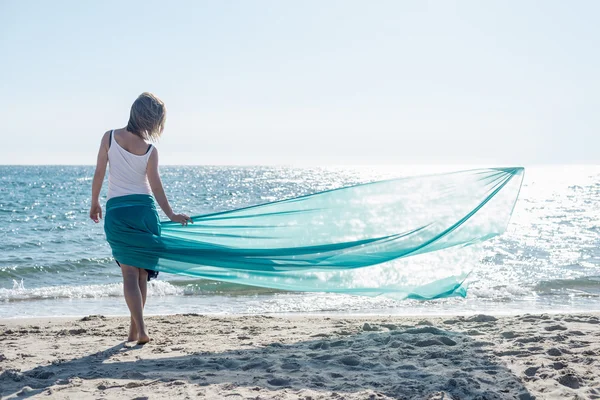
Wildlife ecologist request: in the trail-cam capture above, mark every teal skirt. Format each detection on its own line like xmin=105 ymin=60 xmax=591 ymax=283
xmin=104 ymin=194 xmax=162 ymax=280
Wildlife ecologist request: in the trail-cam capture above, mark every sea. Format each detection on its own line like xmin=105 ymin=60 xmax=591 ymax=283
xmin=0 ymin=165 xmax=599 ymax=319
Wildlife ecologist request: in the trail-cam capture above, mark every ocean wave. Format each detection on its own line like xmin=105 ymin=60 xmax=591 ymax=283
xmin=0 ymin=257 xmax=117 ymax=279
xmin=467 ymin=282 xmax=531 ymax=301
xmin=0 ymin=277 xmax=284 ymax=302
xmin=534 ymin=276 xmax=600 ymax=296
xmin=0 ymin=279 xmax=184 ymax=302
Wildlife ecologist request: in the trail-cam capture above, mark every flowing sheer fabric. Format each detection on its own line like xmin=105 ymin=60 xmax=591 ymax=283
xmin=105 ymin=167 xmax=524 ymax=300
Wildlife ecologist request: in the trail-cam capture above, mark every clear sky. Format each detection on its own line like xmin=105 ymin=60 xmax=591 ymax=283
xmin=0 ymin=0 xmax=598 ymax=165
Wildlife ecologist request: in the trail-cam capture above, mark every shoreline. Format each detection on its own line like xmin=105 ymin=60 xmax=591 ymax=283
xmin=2 ymin=312 xmax=600 ymax=399
xmin=2 ymin=306 xmax=600 ymax=321
xmin=3 ymin=304 xmax=600 ymax=322
xmin=5 ymin=289 xmax=600 ymax=321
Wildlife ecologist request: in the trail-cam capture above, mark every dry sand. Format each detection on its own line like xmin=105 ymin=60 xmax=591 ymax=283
xmin=1 ymin=313 xmax=600 ymax=399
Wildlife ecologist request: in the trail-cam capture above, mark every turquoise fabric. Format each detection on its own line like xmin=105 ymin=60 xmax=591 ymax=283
xmin=103 ymin=167 xmax=524 ymax=300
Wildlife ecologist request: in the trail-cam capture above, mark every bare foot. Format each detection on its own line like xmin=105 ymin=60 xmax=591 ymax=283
xmin=137 ymin=333 xmax=150 ymax=345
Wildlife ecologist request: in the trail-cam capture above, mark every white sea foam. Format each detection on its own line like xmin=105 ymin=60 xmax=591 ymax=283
xmin=0 ymin=279 xmax=183 ymax=302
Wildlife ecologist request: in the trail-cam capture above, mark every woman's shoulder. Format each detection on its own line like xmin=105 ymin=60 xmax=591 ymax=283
xmin=148 ymin=145 xmax=159 ymax=159
xmin=98 ymin=130 xmax=112 ymax=152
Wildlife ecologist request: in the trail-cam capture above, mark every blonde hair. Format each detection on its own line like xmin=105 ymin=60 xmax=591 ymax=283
xmin=126 ymin=92 xmax=166 ymax=141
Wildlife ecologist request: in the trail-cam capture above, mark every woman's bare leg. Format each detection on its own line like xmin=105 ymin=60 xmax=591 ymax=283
xmin=139 ymin=269 xmax=148 ymax=307
xmin=127 ymin=270 xmax=150 ymax=342
xmin=121 ymin=264 xmax=150 ymax=344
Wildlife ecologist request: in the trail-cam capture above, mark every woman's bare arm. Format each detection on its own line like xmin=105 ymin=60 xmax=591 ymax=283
xmin=90 ymin=132 xmax=110 ymax=222
xmin=147 ymin=148 xmax=191 ymax=225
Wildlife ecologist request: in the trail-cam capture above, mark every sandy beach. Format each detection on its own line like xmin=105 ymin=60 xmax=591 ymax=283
xmin=1 ymin=313 xmax=599 ymax=399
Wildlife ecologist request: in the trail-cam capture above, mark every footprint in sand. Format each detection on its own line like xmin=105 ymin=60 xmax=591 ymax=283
xmin=404 ymin=326 xmax=446 ymax=335
xmin=443 ymin=318 xmax=463 ymax=325
xmin=280 ymin=362 xmax=302 ymax=370
xmin=552 ymin=361 xmax=567 ymax=370
xmin=523 ymin=366 xmax=540 ymax=377
xmin=241 ymin=359 xmax=269 ymax=371
xmin=329 ymin=340 xmax=348 ymax=347
xmin=546 ymin=348 xmax=562 ymax=357
xmin=544 ymin=325 xmax=568 ymax=332
xmin=267 ymin=377 xmax=291 ymax=386
xmin=466 ymin=314 xmax=497 ymax=323
xmin=466 ymin=330 xmax=484 ymax=336
xmin=415 ymin=337 xmax=457 ymax=347
xmin=338 ymin=355 xmax=361 ymax=366
xmin=558 ymin=372 xmax=582 ymax=389
xmin=515 ymin=336 xmax=544 ymax=344
xmin=26 ymin=369 xmax=55 ymax=380
xmin=362 ymin=323 xmax=380 ymax=331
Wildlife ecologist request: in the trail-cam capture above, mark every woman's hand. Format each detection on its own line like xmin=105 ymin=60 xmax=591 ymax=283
xmin=90 ymin=202 xmax=102 ymax=223
xmin=169 ymin=212 xmax=193 ymax=226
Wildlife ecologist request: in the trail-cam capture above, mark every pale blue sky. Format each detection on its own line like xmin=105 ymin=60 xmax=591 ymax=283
xmin=0 ymin=0 xmax=598 ymax=165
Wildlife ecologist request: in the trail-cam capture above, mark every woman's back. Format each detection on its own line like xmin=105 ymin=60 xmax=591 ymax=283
xmin=107 ymin=129 xmax=153 ymax=200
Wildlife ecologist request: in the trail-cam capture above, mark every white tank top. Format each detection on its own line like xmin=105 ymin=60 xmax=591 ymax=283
xmin=107 ymin=130 xmax=154 ymax=200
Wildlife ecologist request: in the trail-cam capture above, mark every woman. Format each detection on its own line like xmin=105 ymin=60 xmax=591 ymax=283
xmin=89 ymin=92 xmax=191 ymax=344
